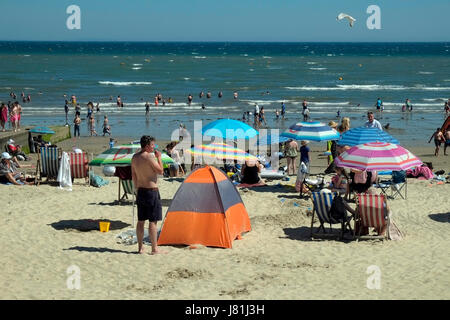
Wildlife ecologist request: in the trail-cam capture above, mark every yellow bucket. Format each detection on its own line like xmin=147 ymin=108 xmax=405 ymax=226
xmin=99 ymin=221 xmax=111 ymax=232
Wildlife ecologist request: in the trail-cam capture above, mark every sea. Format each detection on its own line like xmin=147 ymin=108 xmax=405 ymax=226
xmin=1 ymin=42 xmax=449 ymax=146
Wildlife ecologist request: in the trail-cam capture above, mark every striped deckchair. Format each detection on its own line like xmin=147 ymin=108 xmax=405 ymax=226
xmin=310 ymin=191 xmax=352 ymax=240
xmin=355 ymin=193 xmax=390 ymax=241
xmin=69 ymin=152 xmax=90 ymax=186
xmin=119 ymin=178 xmax=135 ymax=203
xmin=35 ymin=146 xmax=62 ymax=185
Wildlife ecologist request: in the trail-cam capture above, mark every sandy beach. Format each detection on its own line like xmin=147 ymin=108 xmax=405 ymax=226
xmin=1 ymin=136 xmax=449 ymax=300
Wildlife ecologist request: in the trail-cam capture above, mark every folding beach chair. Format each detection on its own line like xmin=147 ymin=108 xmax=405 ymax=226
xmin=355 ymin=193 xmax=390 ymax=241
xmin=310 ymin=191 xmax=353 ymax=240
xmin=118 ymin=178 xmax=135 ymax=203
xmin=69 ymin=152 xmax=90 ymax=186
xmin=377 ymin=170 xmax=407 ymax=200
xmin=35 ymin=146 xmax=62 ymax=185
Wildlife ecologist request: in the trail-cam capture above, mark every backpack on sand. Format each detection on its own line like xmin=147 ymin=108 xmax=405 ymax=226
xmin=329 ymin=195 xmax=347 ymax=223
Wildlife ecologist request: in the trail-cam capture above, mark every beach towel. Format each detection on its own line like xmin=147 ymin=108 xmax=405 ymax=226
xmin=388 ymin=219 xmax=403 ymax=241
xmin=295 ymin=162 xmax=308 ymax=192
xmin=237 ymin=181 xmax=266 ymax=188
xmin=57 ymin=152 xmax=72 ymax=191
xmin=406 ymin=166 xmax=434 ymax=180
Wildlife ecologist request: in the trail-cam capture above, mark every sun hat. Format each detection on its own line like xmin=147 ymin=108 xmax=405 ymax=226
xmin=328 ymin=121 xmax=338 ymax=128
xmin=1 ymin=152 xmax=12 ymax=160
xmin=301 ymin=140 xmax=309 ymax=146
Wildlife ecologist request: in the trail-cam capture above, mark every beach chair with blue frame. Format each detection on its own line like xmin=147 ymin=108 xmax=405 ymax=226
xmin=310 ymin=191 xmax=353 ymax=240
xmin=35 ymin=146 xmax=62 ymax=185
xmin=377 ymin=170 xmax=407 ymax=200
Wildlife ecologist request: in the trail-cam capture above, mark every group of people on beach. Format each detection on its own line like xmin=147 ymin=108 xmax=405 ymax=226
xmin=0 ymin=101 xmax=23 ymax=132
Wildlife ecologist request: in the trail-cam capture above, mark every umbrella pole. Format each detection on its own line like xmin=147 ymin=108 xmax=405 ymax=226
xmin=132 ymin=191 xmax=135 ymax=228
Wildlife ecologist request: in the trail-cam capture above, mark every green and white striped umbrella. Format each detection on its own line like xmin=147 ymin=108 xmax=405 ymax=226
xmin=89 ymin=144 xmax=141 ymax=167
xmin=161 ymin=152 xmax=175 ymax=169
xmin=89 ymin=144 xmax=175 ymax=168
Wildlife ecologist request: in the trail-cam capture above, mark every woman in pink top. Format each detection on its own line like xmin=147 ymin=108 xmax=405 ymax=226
xmin=0 ymin=104 xmax=8 ymax=131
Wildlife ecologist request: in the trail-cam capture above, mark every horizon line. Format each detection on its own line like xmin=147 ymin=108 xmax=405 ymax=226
xmin=0 ymin=40 xmax=449 ymax=44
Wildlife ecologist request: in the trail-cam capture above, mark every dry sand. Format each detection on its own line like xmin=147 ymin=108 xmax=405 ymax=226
xmin=1 ymin=136 xmax=449 ymax=300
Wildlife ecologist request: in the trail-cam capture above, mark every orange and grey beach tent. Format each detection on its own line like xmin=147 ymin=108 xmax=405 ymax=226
xmin=157 ymin=166 xmax=251 ymax=248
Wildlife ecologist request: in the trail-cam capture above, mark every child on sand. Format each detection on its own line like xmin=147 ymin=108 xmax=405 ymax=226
xmin=428 ymin=127 xmax=445 ymax=156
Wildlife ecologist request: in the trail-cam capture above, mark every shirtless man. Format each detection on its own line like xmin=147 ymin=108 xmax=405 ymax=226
xmin=132 ymin=136 xmax=165 ymax=255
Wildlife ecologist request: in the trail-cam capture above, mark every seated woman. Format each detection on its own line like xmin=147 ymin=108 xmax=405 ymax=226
xmin=347 ymin=169 xmax=378 ymax=199
xmin=6 ymin=139 xmax=30 ymax=161
xmin=328 ymin=166 xmax=348 ymax=195
xmin=0 ymin=152 xmax=31 ymax=185
xmin=166 ymin=142 xmax=185 ymax=177
xmin=240 ymin=159 xmax=263 ymax=185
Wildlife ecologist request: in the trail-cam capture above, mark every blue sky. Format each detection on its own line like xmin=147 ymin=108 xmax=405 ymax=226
xmin=1 ymin=0 xmax=449 ymax=42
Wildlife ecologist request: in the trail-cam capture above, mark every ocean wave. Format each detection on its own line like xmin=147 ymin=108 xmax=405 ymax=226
xmin=241 ymin=99 xmax=291 ymax=104
xmin=309 ymin=67 xmax=327 ymax=70
xmin=131 ymin=67 xmax=142 ymax=70
xmin=285 ymin=85 xmax=450 ymax=91
xmin=132 ymin=63 xmax=143 ymax=66
xmin=383 ymin=102 xmax=443 ymax=107
xmin=193 ymin=56 xmax=207 ymax=59
xmin=418 ymin=71 xmax=434 ymax=75
xmin=99 ymin=81 xmax=152 ymax=86
xmin=262 ymin=56 xmax=272 ymax=59
xmin=306 ymin=62 xmax=317 ymax=65
xmin=423 ymin=98 xmax=447 ymax=102
xmin=308 ymin=101 xmax=351 ymax=106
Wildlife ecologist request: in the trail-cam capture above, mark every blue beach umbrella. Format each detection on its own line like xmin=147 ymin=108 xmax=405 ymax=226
xmin=337 ymin=127 xmax=399 ymax=146
xmin=202 ymin=119 xmax=259 ymax=140
xmin=29 ymin=126 xmax=55 ymax=134
xmin=281 ymin=121 xmax=340 ymax=142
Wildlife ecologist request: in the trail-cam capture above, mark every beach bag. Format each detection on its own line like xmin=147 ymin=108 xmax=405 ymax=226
xmin=392 ymin=170 xmax=406 ymax=183
xmin=89 ymin=172 xmax=109 ymax=188
xmin=329 ymin=195 xmax=347 ymax=223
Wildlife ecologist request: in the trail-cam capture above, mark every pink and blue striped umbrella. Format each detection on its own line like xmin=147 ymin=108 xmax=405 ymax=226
xmin=334 ymin=141 xmax=422 ymax=171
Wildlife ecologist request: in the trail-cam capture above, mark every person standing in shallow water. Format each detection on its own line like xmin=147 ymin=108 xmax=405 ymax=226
xmin=132 ymin=135 xmax=166 ymax=255
xmin=145 ymin=101 xmax=150 ymax=116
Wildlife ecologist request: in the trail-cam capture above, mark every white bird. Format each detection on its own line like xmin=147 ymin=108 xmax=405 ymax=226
xmin=337 ymin=13 xmax=356 ymax=27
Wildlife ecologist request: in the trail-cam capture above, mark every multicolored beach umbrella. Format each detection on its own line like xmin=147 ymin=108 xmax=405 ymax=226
xmin=161 ymin=152 xmax=175 ymax=169
xmin=187 ymin=142 xmax=257 ymax=162
xmin=337 ymin=127 xmax=399 ymax=146
xmin=89 ymin=144 xmax=140 ymax=166
xmin=202 ymin=119 xmax=259 ymax=140
xmin=281 ymin=121 xmax=340 ymax=142
xmin=334 ymin=141 xmax=422 ymax=171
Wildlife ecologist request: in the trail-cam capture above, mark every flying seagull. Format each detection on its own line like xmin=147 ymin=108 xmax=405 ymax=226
xmin=337 ymin=13 xmax=356 ymax=27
